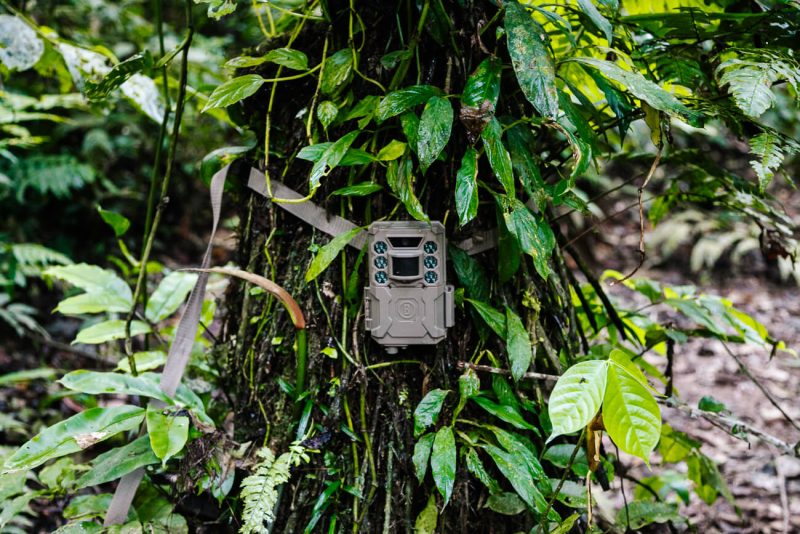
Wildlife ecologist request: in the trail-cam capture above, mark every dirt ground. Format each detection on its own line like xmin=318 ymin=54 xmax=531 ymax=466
xmin=586 ymin=199 xmax=800 ymax=533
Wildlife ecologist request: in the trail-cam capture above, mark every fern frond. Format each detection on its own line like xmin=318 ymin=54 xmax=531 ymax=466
xmin=0 ymin=294 xmax=46 ymax=337
xmin=12 ymin=155 xmax=96 ymax=200
xmin=749 ymin=133 xmax=786 ymax=192
xmin=717 ymin=49 xmax=800 ymax=118
xmin=239 ymin=443 xmax=311 ymax=534
xmin=11 ymin=243 xmax=73 ymax=277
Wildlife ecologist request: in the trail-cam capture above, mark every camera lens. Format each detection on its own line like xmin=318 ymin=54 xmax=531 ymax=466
xmin=392 ymin=257 xmax=419 ymax=277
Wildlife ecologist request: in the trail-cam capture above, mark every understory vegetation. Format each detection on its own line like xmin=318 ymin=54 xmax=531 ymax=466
xmin=1 ymin=0 xmax=799 ymax=532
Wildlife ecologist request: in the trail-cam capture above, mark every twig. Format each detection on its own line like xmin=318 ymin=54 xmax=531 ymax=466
xmin=665 ymin=338 xmax=674 ymax=397
xmin=721 ymin=341 xmax=800 ymax=432
xmin=30 ymin=333 xmax=116 ymax=365
xmin=456 ymin=361 xmax=559 ymax=382
xmin=775 ymin=455 xmax=790 ymax=534
xmin=610 ymin=146 xmax=663 ymax=285
xmin=662 ymin=397 xmax=799 ymax=456
xmin=539 ymin=429 xmax=586 ymax=533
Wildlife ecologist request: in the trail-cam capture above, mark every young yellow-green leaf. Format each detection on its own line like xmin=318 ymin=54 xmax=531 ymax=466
xmin=386 ymin=155 xmax=429 ymax=222
xmin=309 ymin=130 xmax=361 ymax=191
xmin=115 ymin=350 xmax=167 ymax=373
xmin=414 ymin=493 xmax=438 ymax=534
xmin=481 ymin=117 xmax=514 ymax=198
xmin=413 ymin=388 xmax=449 ymax=437
xmin=376 ymin=139 xmax=407 ymax=161
xmin=502 ymin=198 xmax=556 ymax=280
xmin=603 ymin=361 xmax=661 ymax=462
xmin=576 ymin=0 xmax=612 ymax=43
xmin=547 ymin=360 xmax=608 ymax=440
xmin=75 ymin=435 xmax=158 ymax=489
xmin=320 ymin=49 xmax=353 ymax=95
xmin=46 ymin=263 xmax=132 ymax=314
xmin=305 ymin=226 xmax=363 ymax=282
xmin=203 ymin=74 xmax=265 ymax=111
xmin=462 ymin=56 xmax=502 ymax=109
xmin=417 ymin=96 xmax=453 ymax=172
xmin=466 ymin=299 xmax=506 ymax=338
xmin=571 ymin=57 xmax=703 ymax=126
xmin=376 ymin=85 xmax=442 ymax=123
xmin=505 ymin=1 xmax=559 ymax=118
xmin=505 ymin=306 xmax=532 ymax=381
xmin=145 ymin=271 xmax=197 ymax=323
xmin=413 ymin=433 xmax=435 ymax=482
xmin=455 ymin=147 xmax=479 ymax=226
xmin=146 ymin=407 xmax=189 ymax=466
xmin=97 ymin=206 xmax=130 ymax=237
xmin=73 ymin=319 xmax=151 ymax=345
xmin=316 ymin=100 xmax=338 ymax=130
xmin=431 ymin=426 xmax=456 ymax=505
xmin=3 ymin=405 xmax=145 ymax=471
xmin=263 ymin=47 xmax=308 ymax=71
xmin=59 ymin=370 xmax=172 ymax=403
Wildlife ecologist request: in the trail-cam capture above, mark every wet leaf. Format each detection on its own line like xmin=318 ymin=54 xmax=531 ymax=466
xmin=3 ymin=405 xmax=145 ymax=471
xmin=376 ymin=85 xmax=441 ymax=123
xmin=309 ymin=130 xmax=361 ymax=191
xmin=505 ymin=306 xmax=532 ymax=381
xmin=462 ymin=56 xmax=502 ymax=109
xmin=76 ymin=436 xmax=159 ymax=489
xmin=417 ymin=96 xmax=453 ymax=172
xmin=145 ymin=271 xmax=197 ymax=323
xmin=413 ymin=433 xmax=435 ymax=482
xmin=203 ymin=74 xmax=265 ymax=111
xmin=431 ymin=426 xmax=456 ymax=505
xmin=413 ymin=389 xmax=449 ymax=437
xmin=376 ymin=139 xmax=406 ymax=161
xmin=386 ymin=155 xmax=429 ymax=222
xmin=316 ymin=101 xmax=338 ymax=129
xmin=305 ymin=227 xmax=363 ymax=282
xmin=481 ymin=117 xmax=514 ymax=198
xmin=502 ymin=198 xmax=555 ymax=280
xmin=505 ymin=2 xmax=559 ymax=118
xmin=321 ymin=49 xmax=353 ymax=95
xmin=455 ymin=147 xmax=479 ymax=226
xmin=330 ymin=182 xmax=382 ymax=197
xmin=146 ymin=407 xmax=189 ymax=466
xmin=263 ymin=47 xmax=308 ymax=70
xmin=73 ymin=319 xmax=151 ymax=345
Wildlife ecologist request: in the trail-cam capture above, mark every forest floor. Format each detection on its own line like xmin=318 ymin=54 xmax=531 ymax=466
xmin=586 ymin=191 xmax=800 ymax=533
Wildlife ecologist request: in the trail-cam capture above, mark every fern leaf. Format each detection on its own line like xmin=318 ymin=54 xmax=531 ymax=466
xmin=11 ymin=243 xmax=73 ymax=277
xmin=12 ymin=155 xmax=95 ymax=200
xmin=749 ymin=133 xmax=786 ymax=192
xmin=717 ymin=49 xmax=800 ymax=119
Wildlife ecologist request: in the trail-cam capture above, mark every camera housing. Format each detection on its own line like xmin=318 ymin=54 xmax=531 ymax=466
xmin=364 ymin=221 xmax=454 ymax=352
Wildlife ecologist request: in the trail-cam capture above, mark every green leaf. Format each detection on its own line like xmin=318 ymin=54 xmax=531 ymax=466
xmin=116 ymin=351 xmax=166 ymax=373
xmin=465 ymin=447 xmax=500 ymax=494
xmin=698 ymin=395 xmax=726 ymax=413
xmin=297 ymin=142 xmax=373 ymax=167
xmin=431 ymin=426 xmax=456 ymax=505
xmin=413 ymin=433 xmax=435 ymax=483
xmin=576 ymin=0 xmax=612 ymax=42
xmin=145 ymin=271 xmax=197 ymax=323
xmin=505 ymin=1 xmax=559 ymax=118
xmin=542 ymin=444 xmax=589 ymax=477
xmin=472 ymin=396 xmax=535 ymax=431
xmin=386 ymin=155 xmax=429 ymax=222
xmin=455 ymin=367 xmax=480 ymax=417
xmin=380 ymin=50 xmax=412 ymax=70
xmin=203 ymin=74 xmax=265 ymax=111
xmin=376 ymin=85 xmax=442 ymax=123
xmin=481 ymin=117 xmax=514 ymax=198
xmin=0 ymin=367 xmax=56 ymax=385
xmin=749 ymin=132 xmax=786 ymax=192
xmin=73 ymin=319 xmax=151 ymax=345
xmin=455 ymin=147 xmax=479 ymax=226
xmin=59 ymin=370 xmax=171 ymax=403
xmin=330 ymin=182 xmax=382 ymax=197
xmin=97 ymin=206 xmax=130 ymax=237
xmin=547 ymin=360 xmax=607 ymax=440
xmin=63 ymin=494 xmax=116 ymax=521
xmin=496 ymin=206 xmax=521 ymax=282
xmin=571 ymin=57 xmax=703 ymax=126
xmin=401 ymin=112 xmax=420 ymax=148
xmin=414 ymin=494 xmax=438 ymax=534
xmin=376 ymin=139 xmax=407 ymax=161
xmin=320 ymin=49 xmax=353 ymax=95
xmin=485 ymin=492 xmax=526 ymax=515
xmin=45 ymin=264 xmax=132 ymax=314
xmin=76 ymin=436 xmax=159 ymax=489
xmin=462 ymin=56 xmax=502 ymax=109
xmin=224 ymin=55 xmax=269 ymax=68
xmin=413 ymin=389 xmax=449 ymax=437
xmin=417 ymin=96 xmax=453 ymax=172
xmin=305 ymin=227 xmax=363 ymax=282
xmin=466 ymin=299 xmax=506 ymax=338
xmin=263 ymin=47 xmax=308 ymax=70
xmin=483 ymin=444 xmax=549 ymax=515
xmin=85 ymin=51 xmax=153 ymax=101
xmin=505 ymin=307 xmax=531 ymax=381
xmin=506 ymin=124 xmax=544 ymax=201
xmin=316 ymin=100 xmax=338 ymax=129
xmin=146 ymin=407 xmax=189 ymax=466
xmin=450 ymin=247 xmax=489 ymax=302
xmin=309 ymin=130 xmax=361 ymax=192
xmin=717 ymin=57 xmax=777 ymax=118
xmin=603 ymin=361 xmax=662 ymax=462
xmin=3 ymin=405 xmax=145 ymax=471
xmin=502 ymin=198 xmax=555 ymax=280
xmin=616 ymin=501 xmax=684 ymax=530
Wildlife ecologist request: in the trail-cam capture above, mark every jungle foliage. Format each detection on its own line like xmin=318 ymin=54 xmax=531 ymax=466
xmin=1 ymin=0 xmax=799 ymax=533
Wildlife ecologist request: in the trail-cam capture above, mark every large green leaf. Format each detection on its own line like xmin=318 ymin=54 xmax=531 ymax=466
xmin=450 ymin=247 xmax=490 ymax=302
xmin=413 ymin=433 xmax=435 ymax=483
xmin=481 ymin=117 xmax=514 ymax=198
xmin=462 ymin=56 xmax=502 ymax=109
xmin=547 ymin=360 xmax=607 ymax=440
xmin=376 ymin=85 xmax=441 ymax=123
xmin=73 ymin=319 xmax=151 ymax=345
xmin=576 ymin=0 xmax=612 ymax=43
xmin=417 ymin=96 xmax=453 ymax=172
xmin=505 ymin=306 xmax=532 ymax=381
xmin=466 ymin=299 xmax=506 ymax=338
xmin=717 ymin=57 xmax=777 ymax=118
xmin=483 ymin=444 xmax=550 ymax=516
xmin=473 ymin=396 xmax=535 ymax=431
xmin=386 ymin=155 xmax=429 ymax=222
xmin=506 ymin=124 xmax=544 ymax=201
xmin=203 ymin=74 xmax=265 ymax=111
xmin=75 ymin=436 xmax=159 ymax=489
xmin=305 ymin=227 xmax=363 ymax=282
xmin=413 ymin=389 xmax=449 ymax=437
xmin=431 ymin=426 xmax=456 ymax=505
xmin=502 ymin=198 xmax=556 ymax=280
xmin=116 ymin=350 xmax=166 ymax=373
xmin=85 ymin=51 xmax=153 ymax=101
xmin=309 ymin=131 xmax=361 ymax=192
xmin=3 ymin=405 xmax=145 ymax=471
xmin=263 ymin=47 xmax=308 ymax=71
xmin=146 ymin=407 xmax=189 ymax=466
xmin=603 ymin=361 xmax=662 ymax=462
xmin=414 ymin=494 xmax=438 ymax=534
xmin=145 ymin=271 xmax=197 ymax=323
xmin=572 ymin=57 xmax=703 ymax=126
xmin=485 ymin=492 xmax=526 ymax=515
xmin=45 ymin=264 xmax=132 ymax=315
xmin=59 ymin=370 xmax=172 ymax=403
xmin=505 ymin=1 xmax=559 ymax=118
xmin=455 ymin=147 xmax=479 ymax=226
xmin=320 ymin=49 xmax=353 ymax=95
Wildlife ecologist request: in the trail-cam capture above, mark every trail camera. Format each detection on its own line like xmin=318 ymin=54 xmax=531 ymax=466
xmin=364 ymin=221 xmax=455 ymax=353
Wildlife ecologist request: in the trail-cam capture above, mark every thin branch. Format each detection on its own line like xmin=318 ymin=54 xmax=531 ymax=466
xmin=456 ymin=361 xmax=559 ymax=382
